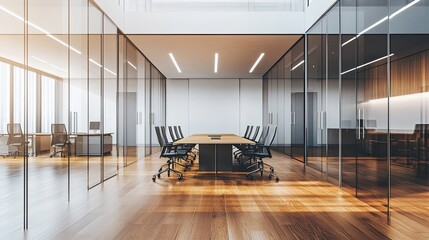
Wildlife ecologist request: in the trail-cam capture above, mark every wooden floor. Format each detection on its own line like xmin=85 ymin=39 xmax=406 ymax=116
xmin=0 ymin=151 xmax=428 ymax=239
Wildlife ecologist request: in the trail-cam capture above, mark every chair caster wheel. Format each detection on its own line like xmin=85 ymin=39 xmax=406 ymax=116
xmin=275 ymin=177 xmax=280 ymax=182
xmin=159 ymin=168 xmax=162 ymax=172
xmin=178 ymin=176 xmax=183 ymax=181
xmin=152 ymin=175 xmax=156 ymax=182
xmin=270 ymin=168 xmax=274 ymax=173
xmin=157 ymin=174 xmax=161 ymax=179
xmin=268 ymin=175 xmax=272 ymax=180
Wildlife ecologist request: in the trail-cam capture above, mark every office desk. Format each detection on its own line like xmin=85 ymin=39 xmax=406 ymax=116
xmin=175 ymin=134 xmax=254 ymax=173
xmin=72 ymin=133 xmax=113 ymax=156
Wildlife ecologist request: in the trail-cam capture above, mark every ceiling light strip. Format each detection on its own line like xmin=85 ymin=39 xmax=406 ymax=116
xmin=89 ymin=58 xmax=117 ymax=76
xmin=169 ymin=53 xmax=182 ymax=73
xmin=341 ymin=53 xmax=394 ymax=75
xmin=291 ymin=60 xmax=304 ymax=71
xmin=249 ymin=53 xmax=265 ymax=73
xmin=214 ymin=53 xmax=218 ymax=73
xmin=0 ymin=5 xmax=81 ymax=55
xmin=127 ymin=61 xmax=137 ymax=70
xmin=342 ymin=0 xmax=420 ymax=47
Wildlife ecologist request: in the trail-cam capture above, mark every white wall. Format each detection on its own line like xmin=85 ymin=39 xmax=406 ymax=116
xmin=166 ymin=78 xmax=262 ymax=136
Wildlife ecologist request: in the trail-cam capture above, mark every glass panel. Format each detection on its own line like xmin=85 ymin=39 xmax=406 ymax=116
xmin=340 ymin=0 xmax=358 ymax=195
xmin=103 ymin=16 xmax=118 ymax=179
xmin=125 ymin=41 xmax=139 ymax=165
xmin=28 ymin=0 xmax=70 ymax=229
xmin=69 ymin=0 xmax=88 ymax=195
xmin=145 ymin=60 xmax=151 ymax=156
xmin=389 ymin=0 xmax=429 ymax=224
xmin=151 ymin=65 xmax=161 ymax=154
xmin=355 ymin=0 xmax=389 ymax=213
xmin=118 ymin=33 xmax=126 ymax=167
xmin=291 ymin=37 xmax=305 ymax=161
xmin=137 ymin=53 xmax=146 ymax=160
xmin=0 ymin=0 xmax=24 ymax=230
xmin=284 ymin=51 xmax=292 ymax=156
xmin=88 ymin=2 xmax=103 ymax=188
xmin=307 ymin=20 xmax=325 ymax=172
xmin=277 ymin=57 xmax=286 ymax=153
xmin=325 ymin=4 xmax=340 ymax=182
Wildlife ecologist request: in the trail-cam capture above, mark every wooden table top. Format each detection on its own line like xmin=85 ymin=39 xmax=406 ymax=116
xmin=174 ymin=134 xmax=255 ymax=145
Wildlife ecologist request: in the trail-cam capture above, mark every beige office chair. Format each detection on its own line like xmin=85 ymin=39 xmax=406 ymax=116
xmin=50 ymin=124 xmax=68 ymax=158
xmin=7 ymin=123 xmax=28 ymax=158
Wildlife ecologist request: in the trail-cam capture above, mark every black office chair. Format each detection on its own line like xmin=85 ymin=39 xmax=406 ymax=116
xmin=174 ymin=126 xmax=182 ymax=140
xmin=234 ymin=126 xmax=270 ymax=165
xmin=177 ymin=125 xmax=199 ymax=154
xmin=169 ymin=126 xmax=178 ymax=141
xmin=245 ymin=126 xmax=254 ymax=139
xmin=242 ymin=126 xmax=279 ymax=182
xmin=7 ymin=123 xmax=29 ymax=158
xmin=152 ymin=126 xmax=187 ymax=181
xmin=163 ymin=126 xmax=194 ymax=166
xmin=50 ymin=124 xmax=68 ymax=157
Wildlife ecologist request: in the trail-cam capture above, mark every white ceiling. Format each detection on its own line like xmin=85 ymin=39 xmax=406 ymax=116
xmin=128 ymin=35 xmax=301 ymax=79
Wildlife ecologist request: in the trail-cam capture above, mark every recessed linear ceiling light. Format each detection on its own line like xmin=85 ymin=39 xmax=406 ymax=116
xmin=169 ymin=53 xmax=181 ymax=73
xmin=291 ymin=60 xmax=304 ymax=71
xmin=342 ymin=0 xmax=420 ymax=47
xmin=341 ymin=53 xmax=394 ymax=75
xmin=0 ymin=5 xmax=82 ymax=54
xmin=127 ymin=61 xmax=137 ymax=70
xmin=89 ymin=58 xmax=117 ymax=76
xmin=249 ymin=53 xmax=265 ymax=73
xmin=214 ymin=53 xmax=219 ymax=73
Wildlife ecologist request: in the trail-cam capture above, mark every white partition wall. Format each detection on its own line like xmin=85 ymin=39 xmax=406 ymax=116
xmin=166 ymin=78 xmax=262 ymax=136
xmin=239 ymin=79 xmax=263 ymax=136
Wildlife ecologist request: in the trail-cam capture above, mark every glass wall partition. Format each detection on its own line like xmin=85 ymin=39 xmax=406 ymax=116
xmin=291 ymin=38 xmax=305 ymax=162
xmin=88 ymin=2 xmax=103 ymax=188
xmin=103 ymin=16 xmax=118 ymax=180
xmin=389 ymin=0 xmax=429 ymax=225
xmin=0 ymin=0 xmax=25 ymax=233
xmin=0 ymin=0 xmax=165 ymax=231
xmin=307 ymin=3 xmax=340 ymax=182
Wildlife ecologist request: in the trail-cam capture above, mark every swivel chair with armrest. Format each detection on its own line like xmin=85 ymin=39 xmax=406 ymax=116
xmin=152 ymin=126 xmax=187 ymax=181
xmin=242 ymin=126 xmax=279 ymax=182
xmin=50 ymin=124 xmax=68 ymax=157
xmin=162 ymin=126 xmax=194 ymax=166
xmin=235 ymin=126 xmax=269 ymax=163
xmin=7 ymin=123 xmax=29 ymax=158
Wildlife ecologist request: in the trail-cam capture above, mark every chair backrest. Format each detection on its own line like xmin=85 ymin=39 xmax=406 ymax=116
xmin=246 ymin=126 xmax=254 ymax=139
xmin=154 ymin=126 xmax=165 ymax=147
xmin=243 ymin=125 xmax=250 ymax=138
xmin=257 ymin=126 xmax=270 ymax=144
xmin=265 ymin=126 xmax=278 ymax=147
xmin=160 ymin=126 xmax=170 ymax=143
xmin=178 ymin=126 xmax=184 ymax=139
xmin=51 ymin=124 xmax=67 ymax=146
xmin=7 ymin=123 xmax=24 ymax=145
xmin=174 ymin=126 xmax=182 ymax=140
xmin=251 ymin=126 xmax=260 ymax=141
xmin=168 ymin=126 xmax=177 ymax=141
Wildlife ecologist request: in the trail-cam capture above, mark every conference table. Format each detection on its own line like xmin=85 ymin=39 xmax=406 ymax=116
xmin=174 ymin=134 xmax=254 ymax=174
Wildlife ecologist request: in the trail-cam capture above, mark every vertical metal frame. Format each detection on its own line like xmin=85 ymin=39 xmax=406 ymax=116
xmin=23 ymin=0 xmax=29 ymax=230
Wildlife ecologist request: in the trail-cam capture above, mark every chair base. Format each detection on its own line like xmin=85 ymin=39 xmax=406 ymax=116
xmin=153 ymin=159 xmax=184 ymax=182
xmin=246 ymin=160 xmax=279 ymax=182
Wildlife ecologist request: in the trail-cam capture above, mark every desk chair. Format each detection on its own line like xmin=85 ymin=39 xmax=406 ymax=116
xmin=7 ymin=123 xmax=29 ymax=158
xmin=50 ymin=124 xmax=68 ymax=158
xmin=152 ymin=126 xmax=186 ymax=181
xmin=235 ymin=126 xmax=269 ymax=163
xmin=243 ymin=126 xmax=279 ymax=182
xmin=178 ymin=125 xmax=198 ymax=155
xmin=163 ymin=126 xmax=194 ymax=166
xmin=245 ymin=126 xmax=254 ymax=139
